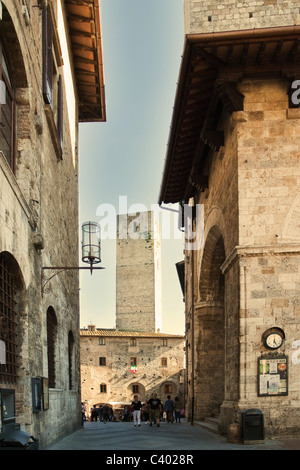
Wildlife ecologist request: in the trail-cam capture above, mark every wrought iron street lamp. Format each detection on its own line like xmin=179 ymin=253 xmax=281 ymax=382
xmin=41 ymin=221 xmax=104 ymax=296
xmin=81 ymin=221 xmax=101 ymax=272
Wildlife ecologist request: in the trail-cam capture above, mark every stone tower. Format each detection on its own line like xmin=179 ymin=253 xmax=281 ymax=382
xmin=116 ymin=211 xmax=162 ymax=332
xmin=159 ymin=0 xmax=300 ymax=438
xmin=184 ymin=0 xmax=300 ymax=34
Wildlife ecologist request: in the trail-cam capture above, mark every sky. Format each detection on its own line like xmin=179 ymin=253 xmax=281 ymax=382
xmin=78 ymin=0 xmax=185 ymax=335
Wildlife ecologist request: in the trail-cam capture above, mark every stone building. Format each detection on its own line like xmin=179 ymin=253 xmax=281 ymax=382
xmin=159 ymin=0 xmax=300 ymax=438
xmin=80 ymin=326 xmax=185 ymax=413
xmin=80 ymin=211 xmax=185 ymax=413
xmin=0 ymin=0 xmax=105 ymax=448
xmin=116 ymin=211 xmax=162 ymax=332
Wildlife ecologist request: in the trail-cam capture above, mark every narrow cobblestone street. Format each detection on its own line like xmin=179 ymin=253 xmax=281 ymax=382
xmin=46 ymin=420 xmax=299 ymax=452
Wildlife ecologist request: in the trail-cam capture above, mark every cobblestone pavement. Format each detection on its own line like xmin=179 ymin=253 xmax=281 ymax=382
xmin=45 ymin=420 xmax=300 ymax=452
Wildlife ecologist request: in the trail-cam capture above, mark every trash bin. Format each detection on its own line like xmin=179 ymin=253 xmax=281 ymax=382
xmin=242 ymin=409 xmax=264 ymax=443
xmin=0 ymin=429 xmax=39 ymax=450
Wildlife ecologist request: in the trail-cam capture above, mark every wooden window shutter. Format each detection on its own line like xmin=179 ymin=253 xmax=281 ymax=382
xmin=42 ymin=8 xmax=53 ymax=106
xmin=57 ymin=74 xmax=63 ymax=155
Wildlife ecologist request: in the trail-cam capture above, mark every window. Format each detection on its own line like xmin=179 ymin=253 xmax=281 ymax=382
xmin=165 ymin=384 xmax=172 ymax=394
xmin=99 ymin=357 xmax=106 ymax=366
xmin=47 ymin=307 xmax=57 ymax=388
xmin=162 ymin=339 xmax=168 ymax=346
xmin=130 ymin=338 xmax=136 ymax=346
xmin=42 ymin=7 xmax=53 ymax=106
xmin=161 ymin=358 xmax=168 ymax=367
xmin=132 ymin=384 xmax=139 ymax=394
xmin=42 ymin=7 xmax=63 ymax=157
xmin=100 ymin=384 xmax=107 ymax=393
xmin=0 ymin=39 xmax=14 ymax=170
xmin=68 ymin=331 xmax=74 ymax=390
xmin=0 ymin=255 xmax=18 ymax=384
xmin=99 ymin=338 xmax=105 ymax=345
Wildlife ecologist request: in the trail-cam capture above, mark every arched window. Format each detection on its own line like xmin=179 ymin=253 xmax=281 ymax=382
xmin=68 ymin=330 xmax=74 ymax=390
xmin=47 ymin=307 xmax=57 ymax=389
xmin=0 ymin=38 xmax=14 ymax=170
xmin=0 ymin=252 xmax=23 ymax=384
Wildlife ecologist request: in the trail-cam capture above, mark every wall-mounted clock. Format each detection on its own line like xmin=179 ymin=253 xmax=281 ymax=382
xmin=262 ymin=327 xmax=285 ymax=350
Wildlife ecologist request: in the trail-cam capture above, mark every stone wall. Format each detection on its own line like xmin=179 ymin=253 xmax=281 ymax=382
xmin=186 ymin=77 xmax=300 ymax=436
xmin=0 ymin=0 xmax=81 ymax=448
xmin=181 ymin=0 xmax=300 ymax=438
xmin=184 ymin=0 xmax=300 ymax=34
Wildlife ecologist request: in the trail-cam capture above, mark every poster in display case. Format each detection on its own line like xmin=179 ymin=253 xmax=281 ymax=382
xmin=258 ymin=355 xmax=288 ymax=397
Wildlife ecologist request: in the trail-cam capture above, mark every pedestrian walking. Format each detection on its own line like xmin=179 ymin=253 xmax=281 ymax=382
xmin=99 ymin=405 xmax=103 ymax=422
xmin=123 ymin=406 xmax=128 ymax=422
xmin=102 ymin=404 xmax=109 ymax=423
xmin=81 ymin=402 xmax=86 ymax=425
xmin=91 ymin=405 xmax=98 ymax=421
xmin=142 ymin=401 xmax=149 ymax=424
xmin=164 ymin=395 xmax=174 ymax=423
xmin=174 ymin=396 xmax=181 ymax=423
xmin=131 ymin=395 xmax=142 ymax=427
xmin=148 ymin=393 xmax=162 ymax=427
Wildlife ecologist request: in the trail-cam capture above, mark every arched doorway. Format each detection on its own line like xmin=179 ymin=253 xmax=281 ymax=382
xmin=195 ymin=226 xmax=225 ymax=419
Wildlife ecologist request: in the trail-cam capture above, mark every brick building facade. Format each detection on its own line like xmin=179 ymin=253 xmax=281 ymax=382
xmin=159 ymin=0 xmax=300 ymax=438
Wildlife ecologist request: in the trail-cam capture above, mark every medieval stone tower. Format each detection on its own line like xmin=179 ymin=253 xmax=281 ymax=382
xmin=159 ymin=0 xmax=300 ymax=438
xmin=116 ymin=211 xmax=162 ymax=333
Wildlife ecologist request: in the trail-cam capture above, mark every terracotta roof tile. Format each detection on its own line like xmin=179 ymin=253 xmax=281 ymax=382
xmin=80 ymin=328 xmax=184 ymax=338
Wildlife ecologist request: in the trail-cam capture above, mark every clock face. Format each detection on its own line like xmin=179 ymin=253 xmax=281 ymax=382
xmin=266 ymin=333 xmax=283 ymax=349
xmin=263 ymin=328 xmax=285 ymax=350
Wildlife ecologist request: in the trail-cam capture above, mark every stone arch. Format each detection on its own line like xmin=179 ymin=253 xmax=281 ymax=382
xmin=195 ymin=225 xmax=226 ymax=419
xmin=47 ymin=306 xmax=58 ymax=389
xmin=127 ymin=382 xmax=146 ymax=402
xmin=159 ymin=380 xmax=177 ymax=403
xmin=68 ymin=330 xmax=75 ymax=390
xmin=0 ymin=3 xmax=30 ymax=173
xmin=199 ymin=225 xmax=225 ymax=302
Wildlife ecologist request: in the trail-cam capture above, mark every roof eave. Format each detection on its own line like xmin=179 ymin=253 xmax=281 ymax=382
xmin=158 ymin=25 xmax=300 ymax=206
xmin=65 ymin=0 xmax=106 ymax=122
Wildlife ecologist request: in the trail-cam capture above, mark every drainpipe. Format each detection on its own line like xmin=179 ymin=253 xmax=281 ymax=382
xmin=191 ymin=234 xmax=196 ymax=425
xmin=190 ymin=204 xmax=195 ymax=425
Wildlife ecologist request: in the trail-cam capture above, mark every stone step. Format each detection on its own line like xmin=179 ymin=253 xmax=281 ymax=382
xmin=194 ymin=416 xmax=220 ymax=434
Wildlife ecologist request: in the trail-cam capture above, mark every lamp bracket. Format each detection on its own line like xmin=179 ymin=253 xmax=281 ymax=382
xmin=41 ymin=266 xmax=105 ymax=296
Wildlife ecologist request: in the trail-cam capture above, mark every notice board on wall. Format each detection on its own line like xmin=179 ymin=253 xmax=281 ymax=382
xmin=258 ymin=355 xmax=288 ymax=397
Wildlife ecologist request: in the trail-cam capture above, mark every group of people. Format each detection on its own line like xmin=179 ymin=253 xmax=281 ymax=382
xmin=82 ymin=394 xmax=185 ymax=428
xmin=87 ymin=404 xmax=114 ymax=423
xmin=131 ymin=393 xmax=184 ymax=428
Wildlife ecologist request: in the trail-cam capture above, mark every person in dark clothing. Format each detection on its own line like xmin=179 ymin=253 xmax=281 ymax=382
xmin=147 ymin=393 xmax=162 ymax=427
xmin=91 ymin=405 xmax=98 ymax=421
xmin=164 ymin=395 xmax=174 ymax=423
xmin=102 ymin=404 xmax=109 ymax=423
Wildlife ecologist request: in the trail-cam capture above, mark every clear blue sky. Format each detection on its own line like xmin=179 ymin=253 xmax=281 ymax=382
xmin=78 ymin=0 xmax=185 ymax=334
